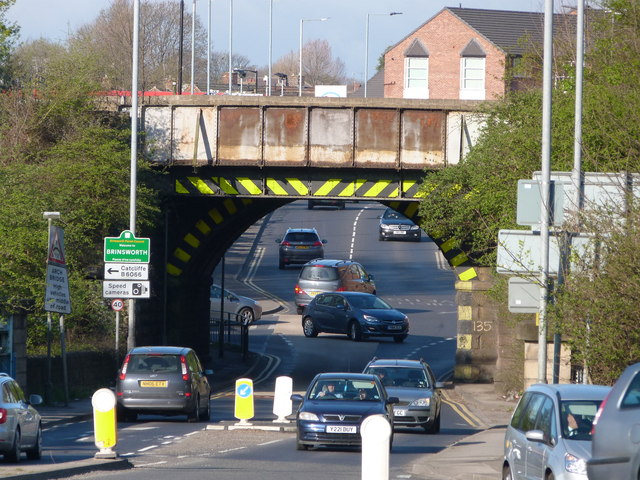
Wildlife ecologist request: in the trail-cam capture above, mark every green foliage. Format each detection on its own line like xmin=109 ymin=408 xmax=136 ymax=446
xmin=0 ymin=0 xmax=18 ymax=87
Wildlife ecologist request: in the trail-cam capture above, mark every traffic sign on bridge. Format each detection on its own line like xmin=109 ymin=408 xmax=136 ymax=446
xmin=104 ymin=231 xmax=150 ymax=263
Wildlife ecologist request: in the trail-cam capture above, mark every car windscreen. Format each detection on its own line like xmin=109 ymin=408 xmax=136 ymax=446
xmin=127 ymin=354 xmax=181 ymax=374
xmin=284 ymin=232 xmax=319 ymax=243
xmin=309 ymin=378 xmax=382 ymax=401
xmin=560 ymin=400 xmax=601 ymax=440
xmin=383 ymin=209 xmax=406 ymax=220
xmin=299 ymin=266 xmax=339 ymax=281
xmin=366 ymin=367 xmax=431 ymax=389
xmin=347 ymin=295 xmax=391 ymax=309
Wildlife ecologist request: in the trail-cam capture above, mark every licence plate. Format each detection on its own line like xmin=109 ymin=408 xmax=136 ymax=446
xmin=389 ymin=325 xmax=403 ymax=330
xmin=394 ymin=408 xmax=406 ymax=416
xmin=140 ymin=380 xmax=167 ymax=388
xmin=326 ymin=425 xmax=357 ymax=434
xmin=296 ymin=246 xmax=310 ymax=249
xmin=308 ymin=291 xmax=321 ymax=297
xmin=393 ymin=231 xmax=406 ymax=235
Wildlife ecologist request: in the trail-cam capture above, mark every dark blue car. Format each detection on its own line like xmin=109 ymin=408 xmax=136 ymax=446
xmin=291 ymin=372 xmax=398 ymax=450
xmin=301 ymin=292 xmax=409 ymax=343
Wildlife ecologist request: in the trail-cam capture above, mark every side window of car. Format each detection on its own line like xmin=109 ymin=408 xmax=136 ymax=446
xmin=9 ymin=381 xmax=25 ymax=403
xmin=2 ymin=382 xmax=13 ymax=403
xmin=511 ymin=392 xmax=537 ymax=430
xmin=520 ymin=393 xmax=545 ymax=432
xmin=534 ymin=396 xmax=554 ymax=442
xmin=621 ymin=372 xmax=640 ymax=408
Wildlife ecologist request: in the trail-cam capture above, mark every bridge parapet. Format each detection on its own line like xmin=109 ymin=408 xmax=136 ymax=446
xmin=141 ymin=96 xmax=485 ymax=169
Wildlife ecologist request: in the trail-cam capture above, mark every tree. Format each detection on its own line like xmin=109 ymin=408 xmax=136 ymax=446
xmin=272 ymin=39 xmax=346 ymax=88
xmin=0 ymin=0 xmax=19 ymax=87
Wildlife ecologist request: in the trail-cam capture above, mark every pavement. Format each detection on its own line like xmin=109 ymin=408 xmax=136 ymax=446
xmin=2 ymin=338 xmax=517 ymax=480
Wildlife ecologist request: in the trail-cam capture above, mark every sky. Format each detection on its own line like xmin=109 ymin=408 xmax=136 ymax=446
xmin=7 ymin=0 xmax=547 ymax=82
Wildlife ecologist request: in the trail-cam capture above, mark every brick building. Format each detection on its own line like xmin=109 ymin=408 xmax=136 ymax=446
xmin=383 ymin=7 xmax=572 ymax=100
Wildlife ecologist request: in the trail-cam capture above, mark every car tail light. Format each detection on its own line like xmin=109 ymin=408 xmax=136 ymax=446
xmin=180 ymin=355 xmax=190 ymax=382
xmin=591 ymin=392 xmax=610 ymax=434
xmin=312 ymin=241 xmax=322 ymax=247
xmin=294 ymin=284 xmax=305 ymax=295
xmin=336 ymin=286 xmax=346 ymax=291
xmin=0 ymin=408 xmax=7 ymax=424
xmin=118 ymin=354 xmax=131 ymax=381
xmin=281 ymin=241 xmax=291 ymax=247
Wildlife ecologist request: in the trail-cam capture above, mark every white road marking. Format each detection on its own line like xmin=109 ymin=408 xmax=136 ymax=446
xmin=258 ymin=439 xmax=284 ymax=446
xmin=219 ymin=446 xmax=246 ymax=454
xmin=138 ymin=445 xmax=159 ymax=452
xmin=135 ymin=461 xmax=168 ymax=467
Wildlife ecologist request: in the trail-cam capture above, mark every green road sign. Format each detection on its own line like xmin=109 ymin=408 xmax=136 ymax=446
xmin=104 ymin=230 xmax=150 ymax=263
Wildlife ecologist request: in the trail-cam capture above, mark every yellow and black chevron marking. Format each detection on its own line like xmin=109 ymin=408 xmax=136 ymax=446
xmin=167 ymin=197 xmax=253 ymax=277
xmin=175 ymin=176 xmax=425 ymax=199
xmin=387 ymin=201 xmax=478 ymax=282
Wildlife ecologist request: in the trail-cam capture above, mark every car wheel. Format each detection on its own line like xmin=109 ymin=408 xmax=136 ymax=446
xmin=296 ymin=306 xmax=303 ymax=315
xmin=296 ymin=440 xmax=309 ymax=450
xmin=348 ymin=321 xmax=362 ymax=342
xmin=302 ymin=317 xmax=318 ymax=337
xmin=117 ymin=405 xmax=137 ymax=422
xmin=545 ymin=473 xmax=555 ymax=480
xmin=25 ymin=424 xmax=42 ymax=460
xmin=238 ymin=307 xmax=254 ymax=324
xmin=278 ymin=258 xmax=285 ymax=269
xmin=5 ymin=429 xmax=20 ymax=462
xmin=307 ymin=201 xmax=314 ymax=210
xmin=393 ymin=334 xmax=407 ymax=343
xmin=434 ymin=412 xmax=441 ymax=433
xmin=199 ymin=395 xmax=211 ymax=421
xmin=378 ymin=235 xmax=385 ymax=241
xmin=187 ymin=396 xmax=199 ymax=423
xmin=502 ymin=465 xmax=514 ymax=480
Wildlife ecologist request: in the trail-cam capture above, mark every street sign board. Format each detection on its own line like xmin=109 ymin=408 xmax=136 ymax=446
xmin=111 ymin=299 xmax=124 ymax=311
xmin=508 ymin=277 xmax=540 ymax=313
xmin=45 ymin=264 xmax=72 ymax=314
xmin=102 ymin=281 xmax=150 ymax=299
xmin=496 ymin=230 xmax=595 ymax=276
xmin=103 ymin=263 xmax=149 ymax=280
xmin=516 ymin=180 xmax=564 ymax=227
xmin=104 ymin=231 xmax=150 ymax=263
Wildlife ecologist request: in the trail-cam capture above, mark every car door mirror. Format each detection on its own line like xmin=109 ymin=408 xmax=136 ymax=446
xmin=435 ymin=381 xmax=445 ymax=389
xmin=368 ymin=274 xmax=375 ymax=280
xmin=322 ymin=239 xmax=327 ymax=244
xmin=291 ymin=394 xmax=303 ymax=402
xmin=525 ymin=429 xmax=546 ymax=443
xmin=387 ymin=396 xmax=399 ymax=405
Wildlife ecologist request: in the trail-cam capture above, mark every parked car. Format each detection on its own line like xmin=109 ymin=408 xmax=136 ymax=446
xmin=307 ymin=199 xmax=346 ymax=210
xmin=0 ymin=373 xmax=42 ymax=462
xmin=378 ymin=207 xmax=422 ymax=242
xmin=115 ymin=346 xmax=213 ymax=422
xmin=209 ymin=284 xmax=262 ymax=323
xmin=363 ymin=358 xmax=443 ymax=433
xmin=290 ymin=372 xmax=398 ymax=450
xmin=294 ymin=259 xmax=376 ymax=314
xmin=276 ymin=227 xmax=326 ymax=269
xmin=588 ymin=362 xmax=640 ymax=480
xmin=503 ymin=383 xmax=610 ymax=480
xmin=301 ymin=291 xmax=409 ymax=343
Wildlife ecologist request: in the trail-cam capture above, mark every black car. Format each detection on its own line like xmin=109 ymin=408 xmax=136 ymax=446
xmin=115 ymin=346 xmax=213 ymax=422
xmin=291 ymin=372 xmax=398 ymax=450
xmin=307 ymin=199 xmax=346 ymax=210
xmin=276 ymin=227 xmax=326 ymax=269
xmin=363 ymin=358 xmax=443 ymax=433
xmin=378 ymin=207 xmax=422 ymax=241
xmin=301 ymin=292 xmax=409 ymax=343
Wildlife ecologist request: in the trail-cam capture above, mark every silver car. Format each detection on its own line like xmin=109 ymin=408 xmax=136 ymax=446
xmin=503 ymin=383 xmax=610 ymax=480
xmin=588 ymin=362 xmax=640 ymax=480
xmin=0 ymin=373 xmax=43 ymax=462
xmin=209 ymin=284 xmax=262 ymax=324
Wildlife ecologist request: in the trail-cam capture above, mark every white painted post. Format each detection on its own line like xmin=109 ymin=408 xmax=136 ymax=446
xmin=272 ymin=376 xmax=293 ymax=423
xmin=361 ymin=415 xmax=391 ymax=480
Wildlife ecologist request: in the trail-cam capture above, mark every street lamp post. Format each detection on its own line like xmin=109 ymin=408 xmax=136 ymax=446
xmin=299 ymin=17 xmax=329 ymax=97
xmin=43 ymin=211 xmax=60 ymax=404
xmin=364 ymin=12 xmax=402 ymax=98
xmin=228 ymin=0 xmax=233 ymax=94
xmin=268 ymin=0 xmax=273 ymax=96
xmin=190 ymin=0 xmax=196 ymax=94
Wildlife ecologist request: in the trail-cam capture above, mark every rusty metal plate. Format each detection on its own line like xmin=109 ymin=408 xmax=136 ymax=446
xmin=400 ymin=110 xmax=445 ymax=168
xmin=355 ymin=109 xmax=399 ymax=168
xmin=264 ymin=108 xmax=307 ymax=166
xmin=309 ymin=108 xmax=353 ymax=166
xmin=218 ymin=107 xmax=262 ymax=165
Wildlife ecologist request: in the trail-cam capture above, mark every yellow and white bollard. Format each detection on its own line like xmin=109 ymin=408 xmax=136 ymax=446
xmin=234 ymin=378 xmax=254 ymax=426
xmin=92 ymin=388 xmax=118 ymax=459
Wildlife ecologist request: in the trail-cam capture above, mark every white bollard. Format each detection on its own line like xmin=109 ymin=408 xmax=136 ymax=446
xmin=361 ymin=415 xmax=391 ymax=480
xmin=272 ymin=376 xmax=293 ymax=423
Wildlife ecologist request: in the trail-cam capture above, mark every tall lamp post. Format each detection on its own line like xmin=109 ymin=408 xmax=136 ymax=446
xmin=364 ymin=12 xmax=402 ymax=98
xmin=228 ymin=0 xmax=233 ymax=94
xmin=299 ymin=17 xmax=329 ymax=97
xmin=268 ymin=0 xmax=273 ymax=96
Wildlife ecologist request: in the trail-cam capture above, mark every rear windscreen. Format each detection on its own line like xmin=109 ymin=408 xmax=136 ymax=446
xmin=284 ymin=232 xmax=318 ymax=243
xmin=127 ymin=355 xmax=181 ymax=373
xmin=300 ymin=266 xmax=339 ymax=281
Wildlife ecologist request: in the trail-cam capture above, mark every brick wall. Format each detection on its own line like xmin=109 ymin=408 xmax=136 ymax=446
xmin=384 ymin=10 xmax=506 ymax=100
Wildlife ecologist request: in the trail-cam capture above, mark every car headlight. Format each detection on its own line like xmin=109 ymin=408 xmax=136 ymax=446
xmin=410 ymin=225 xmax=419 ymax=230
xmin=409 ymin=398 xmax=431 ymax=407
xmin=564 ymin=453 xmax=587 ymax=475
xmin=380 ymin=224 xmax=392 ymax=230
xmin=298 ymin=412 xmax=319 ymax=421
xmin=363 ymin=315 xmax=380 ymax=323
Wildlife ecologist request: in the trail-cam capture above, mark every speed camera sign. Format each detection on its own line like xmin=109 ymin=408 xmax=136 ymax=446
xmin=111 ymin=299 xmax=124 ymax=311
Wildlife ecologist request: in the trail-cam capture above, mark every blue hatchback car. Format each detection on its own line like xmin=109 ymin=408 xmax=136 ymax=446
xmin=301 ymin=291 xmax=409 ymax=343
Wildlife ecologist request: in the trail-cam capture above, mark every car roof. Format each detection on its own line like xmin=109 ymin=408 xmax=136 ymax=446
xmin=525 ymin=383 xmax=611 ymax=401
xmin=302 ymin=258 xmax=357 ymax=268
xmin=366 ymin=358 xmax=428 ymax=369
xmin=128 ymin=346 xmax=192 ymax=355
xmin=315 ymin=372 xmax=379 ymax=381
xmin=324 ymin=291 xmax=375 ymax=298
xmin=285 ymin=227 xmax=318 ymax=233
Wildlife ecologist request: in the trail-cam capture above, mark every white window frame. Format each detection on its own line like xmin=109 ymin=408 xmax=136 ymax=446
xmin=404 ymin=57 xmax=429 ymax=99
xmin=460 ymin=57 xmax=485 ymax=100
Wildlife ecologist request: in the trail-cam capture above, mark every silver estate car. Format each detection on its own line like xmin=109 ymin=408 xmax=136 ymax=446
xmin=588 ymin=362 xmax=640 ymax=480
xmin=116 ymin=346 xmax=212 ymax=422
xmin=0 ymin=373 xmax=43 ymax=462
xmin=503 ymin=383 xmax=610 ymax=480
xmin=209 ymin=284 xmax=262 ymax=324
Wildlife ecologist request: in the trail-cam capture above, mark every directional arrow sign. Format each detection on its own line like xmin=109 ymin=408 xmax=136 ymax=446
xmin=104 ymin=263 xmax=149 ymax=280
xmin=104 ymin=230 xmax=150 ymax=263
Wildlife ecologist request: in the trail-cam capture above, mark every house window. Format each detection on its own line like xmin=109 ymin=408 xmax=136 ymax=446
xmin=404 ymin=57 xmax=429 ymax=99
xmin=460 ymin=57 xmax=485 ymax=100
